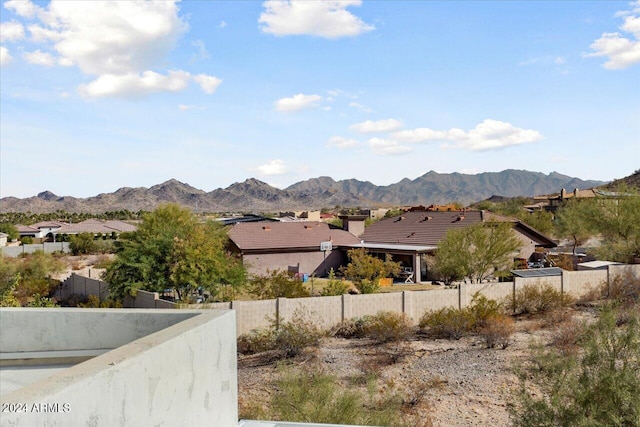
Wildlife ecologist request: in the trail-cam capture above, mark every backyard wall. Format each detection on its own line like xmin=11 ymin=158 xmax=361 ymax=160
xmin=191 ymin=264 xmax=640 ymax=336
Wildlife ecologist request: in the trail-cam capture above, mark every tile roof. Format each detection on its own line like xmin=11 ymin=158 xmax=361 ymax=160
xmin=16 ymin=225 xmax=40 ymax=234
xmin=361 ymin=210 xmax=556 ymax=248
xmin=229 ymin=221 xmax=361 ymax=251
xmin=56 ymin=219 xmax=137 ymax=234
xmin=361 ymin=211 xmax=485 ymax=246
xmin=29 ymin=221 xmax=69 ymax=229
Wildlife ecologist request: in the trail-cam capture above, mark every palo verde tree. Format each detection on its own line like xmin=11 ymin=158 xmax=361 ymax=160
xmin=341 ymin=248 xmax=401 ymax=294
xmin=555 ymin=186 xmax=640 ymax=263
xmin=104 ymin=204 xmax=246 ymax=302
xmin=433 ymin=221 xmax=523 ymax=284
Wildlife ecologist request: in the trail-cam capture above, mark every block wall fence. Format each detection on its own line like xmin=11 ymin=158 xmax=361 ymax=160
xmin=63 ymin=265 xmax=639 ymax=336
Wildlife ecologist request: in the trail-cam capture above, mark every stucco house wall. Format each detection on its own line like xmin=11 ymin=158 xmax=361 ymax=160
xmin=243 ymin=249 xmax=347 ymax=277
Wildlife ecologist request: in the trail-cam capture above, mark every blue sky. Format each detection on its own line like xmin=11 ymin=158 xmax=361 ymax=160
xmin=1 ymin=0 xmax=639 ymax=198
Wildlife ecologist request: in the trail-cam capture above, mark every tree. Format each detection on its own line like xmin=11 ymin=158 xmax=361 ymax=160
xmin=247 ymin=269 xmax=309 ymax=299
xmin=555 ymin=199 xmax=599 ymax=255
xmin=0 ymin=251 xmax=64 ymax=306
xmin=0 ymin=223 xmax=19 ymax=241
xmin=511 ymin=306 xmax=640 ymax=426
xmin=433 ymin=222 xmax=523 ymax=284
xmin=555 ymin=186 xmax=640 ymax=262
xmin=341 ymin=248 xmax=400 ymax=294
xmin=69 ymin=232 xmax=98 ymax=255
xmin=104 ymin=204 xmax=246 ymax=302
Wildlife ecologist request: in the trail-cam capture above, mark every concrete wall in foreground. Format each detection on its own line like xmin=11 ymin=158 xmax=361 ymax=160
xmin=0 ymin=309 xmax=237 ymax=427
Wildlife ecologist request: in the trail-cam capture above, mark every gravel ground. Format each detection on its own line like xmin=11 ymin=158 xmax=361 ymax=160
xmin=237 ymin=313 xmax=589 ymax=427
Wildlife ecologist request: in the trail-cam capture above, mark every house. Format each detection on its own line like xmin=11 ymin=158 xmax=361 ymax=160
xmin=16 ymin=221 xmax=68 ymax=240
xmin=356 ymin=210 xmax=557 ymax=282
xmin=532 ymin=187 xmax=607 ymax=213
xmin=0 ymin=232 xmax=8 ymax=247
xmin=54 ymin=219 xmax=137 ymax=238
xmin=228 ymin=221 xmax=361 ymax=277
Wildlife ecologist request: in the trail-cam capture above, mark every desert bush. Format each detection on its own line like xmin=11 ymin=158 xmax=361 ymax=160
xmin=361 ymin=311 xmax=412 ymax=343
xmin=479 ymin=314 xmax=515 ymax=349
xmin=274 ymin=310 xmax=323 ymax=358
xmin=248 ymin=269 xmax=309 ymax=299
xmin=510 ymin=283 xmax=572 ymax=315
xmin=511 ymin=305 xmax=640 ymax=426
xmin=321 ymin=268 xmax=350 ymax=296
xmin=330 ymin=318 xmax=368 ymax=339
xmin=241 ymin=367 xmax=407 ymax=426
xmin=551 ymin=318 xmax=585 ymax=356
xmin=419 ymin=307 xmax=474 ymax=340
xmin=467 ymin=293 xmax=505 ymax=329
xmin=69 ymin=233 xmax=98 ymax=255
xmin=92 ymin=254 xmax=113 ymax=269
xmin=237 ymin=329 xmax=275 ymax=355
xmin=237 ymin=309 xmax=323 ymax=359
xmin=20 ymin=236 xmax=33 ymax=244
xmin=606 ymin=270 xmax=640 ymax=308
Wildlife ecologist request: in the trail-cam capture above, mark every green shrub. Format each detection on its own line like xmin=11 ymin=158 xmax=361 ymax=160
xmin=240 ymin=367 xmax=411 ymax=427
xmin=606 ymin=270 xmax=640 ymax=308
xmin=20 ymin=236 xmax=33 ymax=244
xmin=467 ymin=293 xmax=504 ymax=329
xmin=511 ymin=305 xmax=640 ymax=426
xmin=248 ymin=269 xmax=309 ymax=299
xmin=361 ymin=311 xmax=412 ymax=343
xmin=321 ymin=268 xmax=350 ymax=296
xmin=419 ymin=307 xmax=474 ymax=340
xmin=510 ymin=283 xmax=572 ymax=315
xmin=69 ymin=233 xmax=97 ymax=255
xmin=237 ymin=309 xmax=323 ymax=359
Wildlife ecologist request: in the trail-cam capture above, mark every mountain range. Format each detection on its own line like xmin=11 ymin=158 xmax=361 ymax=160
xmin=0 ymin=169 xmax=607 ymax=214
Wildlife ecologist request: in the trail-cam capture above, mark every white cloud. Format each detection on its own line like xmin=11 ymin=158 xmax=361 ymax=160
xmin=392 ymin=119 xmax=542 ymax=151
xmin=219 ymin=21 xmax=227 ymax=29
xmin=348 ymin=101 xmax=372 ymax=113
xmin=2 ymin=0 xmax=222 ymax=97
xmin=368 ymin=138 xmax=413 ymax=156
xmin=275 ymin=93 xmax=322 ymax=112
xmin=78 ymin=70 xmax=191 ymax=98
xmin=179 ymin=104 xmax=195 ymax=111
xmin=23 ymin=49 xmax=55 ymax=66
xmin=393 ymin=128 xmax=449 ymax=142
xmin=586 ymin=3 xmax=640 ymax=69
xmin=0 ymin=21 xmax=25 ymax=42
xmin=259 ymin=0 xmax=374 ymax=39
xmin=0 ymin=46 xmax=12 ymax=65
xmin=27 ymin=1 xmax=187 ymax=75
xmin=193 ymin=74 xmax=222 ymax=94
xmin=327 ymin=136 xmax=360 ymax=149
xmin=4 ymin=0 xmax=39 ymax=18
xmin=350 ymin=118 xmax=403 ymax=133
xmin=257 ymin=159 xmax=288 ymax=176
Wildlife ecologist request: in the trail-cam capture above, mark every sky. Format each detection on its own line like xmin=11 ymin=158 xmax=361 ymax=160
xmin=1 ymin=0 xmax=639 ymax=199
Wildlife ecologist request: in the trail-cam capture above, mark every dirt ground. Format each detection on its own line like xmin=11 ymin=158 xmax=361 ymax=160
xmin=238 ymin=309 xmax=595 ymax=427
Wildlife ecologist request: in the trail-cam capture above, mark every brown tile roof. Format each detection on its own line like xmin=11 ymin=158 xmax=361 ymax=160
xmin=361 ymin=211 xmax=484 ymax=246
xmin=229 ymin=221 xmax=361 ymax=251
xmin=361 ymin=210 xmax=556 ymax=248
xmin=29 ymin=221 xmax=69 ymax=229
xmin=56 ymin=219 xmax=137 ymax=234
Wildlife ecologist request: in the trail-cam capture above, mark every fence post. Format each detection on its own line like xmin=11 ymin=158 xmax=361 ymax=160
xmin=512 ymin=278 xmax=517 ymax=315
xmin=402 ymin=291 xmax=413 ymax=321
xmin=458 ymin=283 xmax=462 ymax=310
xmin=342 ymin=294 xmax=353 ymax=322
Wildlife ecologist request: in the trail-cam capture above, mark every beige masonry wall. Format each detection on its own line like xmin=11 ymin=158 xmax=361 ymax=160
xmin=196 ymin=264 xmax=640 ymax=336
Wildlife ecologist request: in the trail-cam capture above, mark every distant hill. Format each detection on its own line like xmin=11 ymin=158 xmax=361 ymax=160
xmin=602 ymin=169 xmax=640 ymax=190
xmin=0 ymin=170 xmax=606 ymax=214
